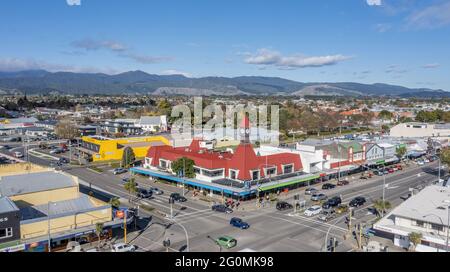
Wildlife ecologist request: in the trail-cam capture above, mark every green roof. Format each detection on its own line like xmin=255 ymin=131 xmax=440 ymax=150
xmin=259 ymin=174 xmax=321 ymax=191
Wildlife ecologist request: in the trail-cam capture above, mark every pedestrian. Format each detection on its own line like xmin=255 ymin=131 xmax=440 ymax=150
xmin=236 ymin=202 xmax=240 ymax=209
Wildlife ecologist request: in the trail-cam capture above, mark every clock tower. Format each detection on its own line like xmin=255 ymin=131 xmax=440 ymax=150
xmin=239 ymin=114 xmax=251 ymax=144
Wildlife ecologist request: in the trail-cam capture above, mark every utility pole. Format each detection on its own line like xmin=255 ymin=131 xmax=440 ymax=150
xmin=182 ymin=159 xmax=186 ymax=196
xmin=124 ymin=210 xmax=127 ymax=244
xmin=382 ymin=163 xmax=386 ymax=217
xmin=359 ymin=224 xmax=363 ymax=250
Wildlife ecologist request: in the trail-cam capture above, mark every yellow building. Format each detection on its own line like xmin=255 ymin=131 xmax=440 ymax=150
xmin=0 ymin=163 xmax=116 ymax=252
xmin=78 ymin=135 xmax=171 ymax=162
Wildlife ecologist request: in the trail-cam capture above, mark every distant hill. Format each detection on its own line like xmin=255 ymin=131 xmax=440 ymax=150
xmin=0 ymin=70 xmax=447 ymax=97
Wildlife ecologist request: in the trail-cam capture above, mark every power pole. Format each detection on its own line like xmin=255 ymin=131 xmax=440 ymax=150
xmin=359 ymin=224 xmax=363 ymax=250
xmin=124 ymin=210 xmax=127 ymax=244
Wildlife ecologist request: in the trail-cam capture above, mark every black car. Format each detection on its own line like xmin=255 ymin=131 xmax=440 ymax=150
xmin=276 ymin=201 xmax=293 ymax=211
xmin=322 ymin=183 xmax=336 ymax=190
xmin=322 ymin=196 xmax=342 ymax=209
xmin=170 ymin=193 xmax=187 ymax=202
xmin=211 ymin=204 xmax=233 ymax=214
xmin=349 ymin=197 xmax=366 ymax=207
xmin=137 ymin=188 xmax=153 ymax=199
xmin=59 ymin=157 xmax=69 ymax=164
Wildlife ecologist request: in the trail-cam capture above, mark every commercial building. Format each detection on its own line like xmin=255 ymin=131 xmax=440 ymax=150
xmin=0 ymin=163 xmax=120 ymax=252
xmin=390 ymin=122 xmax=450 ymax=140
xmin=78 ymin=135 xmax=171 ymax=162
xmin=137 ymin=116 xmax=168 ymax=133
xmin=133 ymin=117 xmax=320 ymax=199
xmin=374 ymin=185 xmax=450 ymax=252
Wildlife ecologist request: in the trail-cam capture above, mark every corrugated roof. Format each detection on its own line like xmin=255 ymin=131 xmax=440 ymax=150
xmin=0 ymin=171 xmax=76 ymax=197
xmin=19 ymin=194 xmax=99 ymax=221
xmin=0 ymin=196 xmax=19 ymax=213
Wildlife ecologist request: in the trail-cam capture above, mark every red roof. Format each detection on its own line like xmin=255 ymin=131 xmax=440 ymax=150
xmin=240 ymin=115 xmax=250 ymax=129
xmin=146 ymin=140 xmax=303 ymax=181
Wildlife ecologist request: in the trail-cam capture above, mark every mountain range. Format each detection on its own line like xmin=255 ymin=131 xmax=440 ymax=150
xmin=0 ymin=70 xmax=448 ymax=97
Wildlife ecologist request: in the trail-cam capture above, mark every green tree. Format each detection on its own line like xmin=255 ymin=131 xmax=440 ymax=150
xmin=408 ymin=232 xmax=422 ymax=251
xmin=440 ymin=147 xmax=450 ymax=168
xmin=124 ymin=177 xmax=138 ymax=202
xmin=373 ymin=199 xmax=392 ymax=217
xmin=171 ymin=157 xmax=195 ymax=178
xmin=122 ymin=147 xmax=136 ymax=168
xmin=378 ymin=110 xmax=393 ymax=120
xmin=109 ymin=197 xmax=121 ymax=208
xmin=396 ymin=146 xmax=407 ymax=159
xmin=95 ymin=222 xmax=104 ymax=249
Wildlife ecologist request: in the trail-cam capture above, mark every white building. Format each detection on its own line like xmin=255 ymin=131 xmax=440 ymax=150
xmin=374 ymin=185 xmax=450 ymax=252
xmin=390 ymin=122 xmax=450 ymax=140
xmin=137 ymin=116 xmax=168 ymax=132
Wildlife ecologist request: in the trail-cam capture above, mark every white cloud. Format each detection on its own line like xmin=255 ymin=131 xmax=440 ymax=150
xmin=66 ymin=0 xmax=81 ymax=6
xmin=161 ymin=69 xmax=192 ymax=77
xmin=406 ymin=1 xmax=450 ymax=29
xmin=71 ymin=39 xmax=127 ymax=52
xmin=0 ymin=57 xmax=119 ymax=74
xmin=422 ymin=63 xmax=440 ymax=69
xmin=244 ymin=48 xmax=352 ymax=69
xmin=374 ymin=23 xmax=392 ymax=32
xmin=366 ymin=0 xmax=382 ymax=6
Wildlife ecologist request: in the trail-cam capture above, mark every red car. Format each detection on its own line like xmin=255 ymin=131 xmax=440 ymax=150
xmin=388 ymin=168 xmax=394 ymax=174
xmin=337 ymin=180 xmax=350 ymax=186
xmin=396 ymin=164 xmax=403 ymax=170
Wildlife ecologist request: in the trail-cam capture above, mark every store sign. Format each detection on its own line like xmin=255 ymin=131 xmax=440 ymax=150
xmin=0 ymin=244 xmax=25 ymax=252
xmin=0 ymin=217 xmax=8 ymax=223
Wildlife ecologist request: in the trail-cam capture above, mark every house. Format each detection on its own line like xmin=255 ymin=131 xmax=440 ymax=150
xmin=101 ymin=119 xmax=142 ymax=135
xmin=137 ymin=116 xmax=168 ymax=133
xmin=374 ymin=185 xmax=450 ymax=252
xmin=365 ymin=143 xmax=384 ymax=163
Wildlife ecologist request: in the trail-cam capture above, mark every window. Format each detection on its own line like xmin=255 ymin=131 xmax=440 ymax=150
xmin=0 ymin=228 xmax=13 ymax=240
xmin=283 ymin=164 xmax=293 ymax=174
xmin=229 ymin=170 xmax=237 ymax=180
xmin=194 ymin=167 xmax=201 ymax=174
xmin=265 ymin=167 xmax=276 ymax=176
xmin=413 ymin=220 xmax=425 ymax=228
xmin=202 ymin=169 xmax=224 ymax=177
xmin=159 ymin=159 xmax=168 ymax=169
xmin=251 ymin=170 xmax=260 ymax=181
xmin=431 ymin=223 xmax=444 ymax=232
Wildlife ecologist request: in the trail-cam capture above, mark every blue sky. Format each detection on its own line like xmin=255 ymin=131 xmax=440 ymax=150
xmin=1 ymin=0 xmax=450 ymax=90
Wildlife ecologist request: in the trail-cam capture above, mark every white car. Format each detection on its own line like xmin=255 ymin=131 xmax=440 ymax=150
xmin=14 ymin=151 xmax=24 ymax=158
xmin=417 ymin=160 xmax=425 ymax=166
xmin=111 ymin=243 xmax=137 ymax=252
xmin=304 ymin=205 xmax=322 ymax=217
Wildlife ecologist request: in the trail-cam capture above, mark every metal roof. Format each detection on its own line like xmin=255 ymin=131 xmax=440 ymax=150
xmin=19 ymin=194 xmax=101 ymax=221
xmin=0 ymin=171 xmax=76 ymax=197
xmin=392 ymin=185 xmax=450 ymax=226
xmin=0 ymin=196 xmax=19 ymax=214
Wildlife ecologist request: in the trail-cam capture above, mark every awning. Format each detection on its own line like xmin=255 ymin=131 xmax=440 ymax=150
xmin=259 ymin=174 xmax=321 ymax=192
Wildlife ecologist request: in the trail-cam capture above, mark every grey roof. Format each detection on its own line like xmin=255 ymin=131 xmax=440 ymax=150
xmin=392 ymin=185 xmax=450 ymax=226
xmin=139 ymin=116 xmax=162 ymax=125
xmin=20 ymin=194 xmax=100 ymax=221
xmin=434 ymin=123 xmax=450 ymax=130
xmin=0 ymin=171 xmax=76 ymax=197
xmin=0 ymin=196 xmax=19 ymax=214
xmin=8 ymin=117 xmax=38 ymax=124
xmin=300 ymin=138 xmax=334 ymax=147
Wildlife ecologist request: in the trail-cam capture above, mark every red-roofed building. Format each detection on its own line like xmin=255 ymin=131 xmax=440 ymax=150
xmin=144 ymin=115 xmax=303 ymax=183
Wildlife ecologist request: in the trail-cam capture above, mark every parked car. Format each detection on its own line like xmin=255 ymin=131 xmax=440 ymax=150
xmin=230 ymin=218 xmax=249 ymax=229
xmin=304 ymin=205 xmax=322 ymax=217
xmin=337 ymin=180 xmax=349 ymax=186
xmin=417 ymin=160 xmax=425 ymax=166
xmin=322 ymin=196 xmax=342 ymax=209
xmin=373 ymin=170 xmax=383 ymax=176
xmin=14 ymin=151 xmax=24 ymax=158
xmin=311 ymin=193 xmax=327 ymax=201
xmin=212 ymin=204 xmax=233 ymax=214
xmin=396 ymin=164 xmax=403 ymax=170
xmin=137 ymin=188 xmax=153 ymax=199
xmin=150 ymin=187 xmax=164 ymax=195
xmin=305 ymin=187 xmax=318 ymax=195
xmin=50 ymin=148 xmax=64 ymax=154
xmin=388 ymin=168 xmax=394 ymax=174
xmin=322 ymin=183 xmax=336 ymax=190
xmin=111 ymin=243 xmax=137 ymax=252
xmin=170 ymin=193 xmax=187 ymax=202
xmin=336 ymin=204 xmax=349 ymax=214
xmin=276 ymin=201 xmax=293 ymax=211
xmin=113 ymin=168 xmax=128 ymax=175
xmin=215 ymin=236 xmax=237 ymax=249
xmin=349 ymin=196 xmax=366 ymax=207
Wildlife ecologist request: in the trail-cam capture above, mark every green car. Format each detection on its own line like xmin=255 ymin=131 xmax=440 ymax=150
xmin=215 ymin=236 xmax=237 ymax=249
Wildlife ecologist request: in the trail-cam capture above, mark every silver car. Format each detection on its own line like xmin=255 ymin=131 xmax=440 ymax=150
xmin=311 ymin=193 xmax=327 ymax=201
xmin=305 ymin=187 xmax=318 ymax=195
